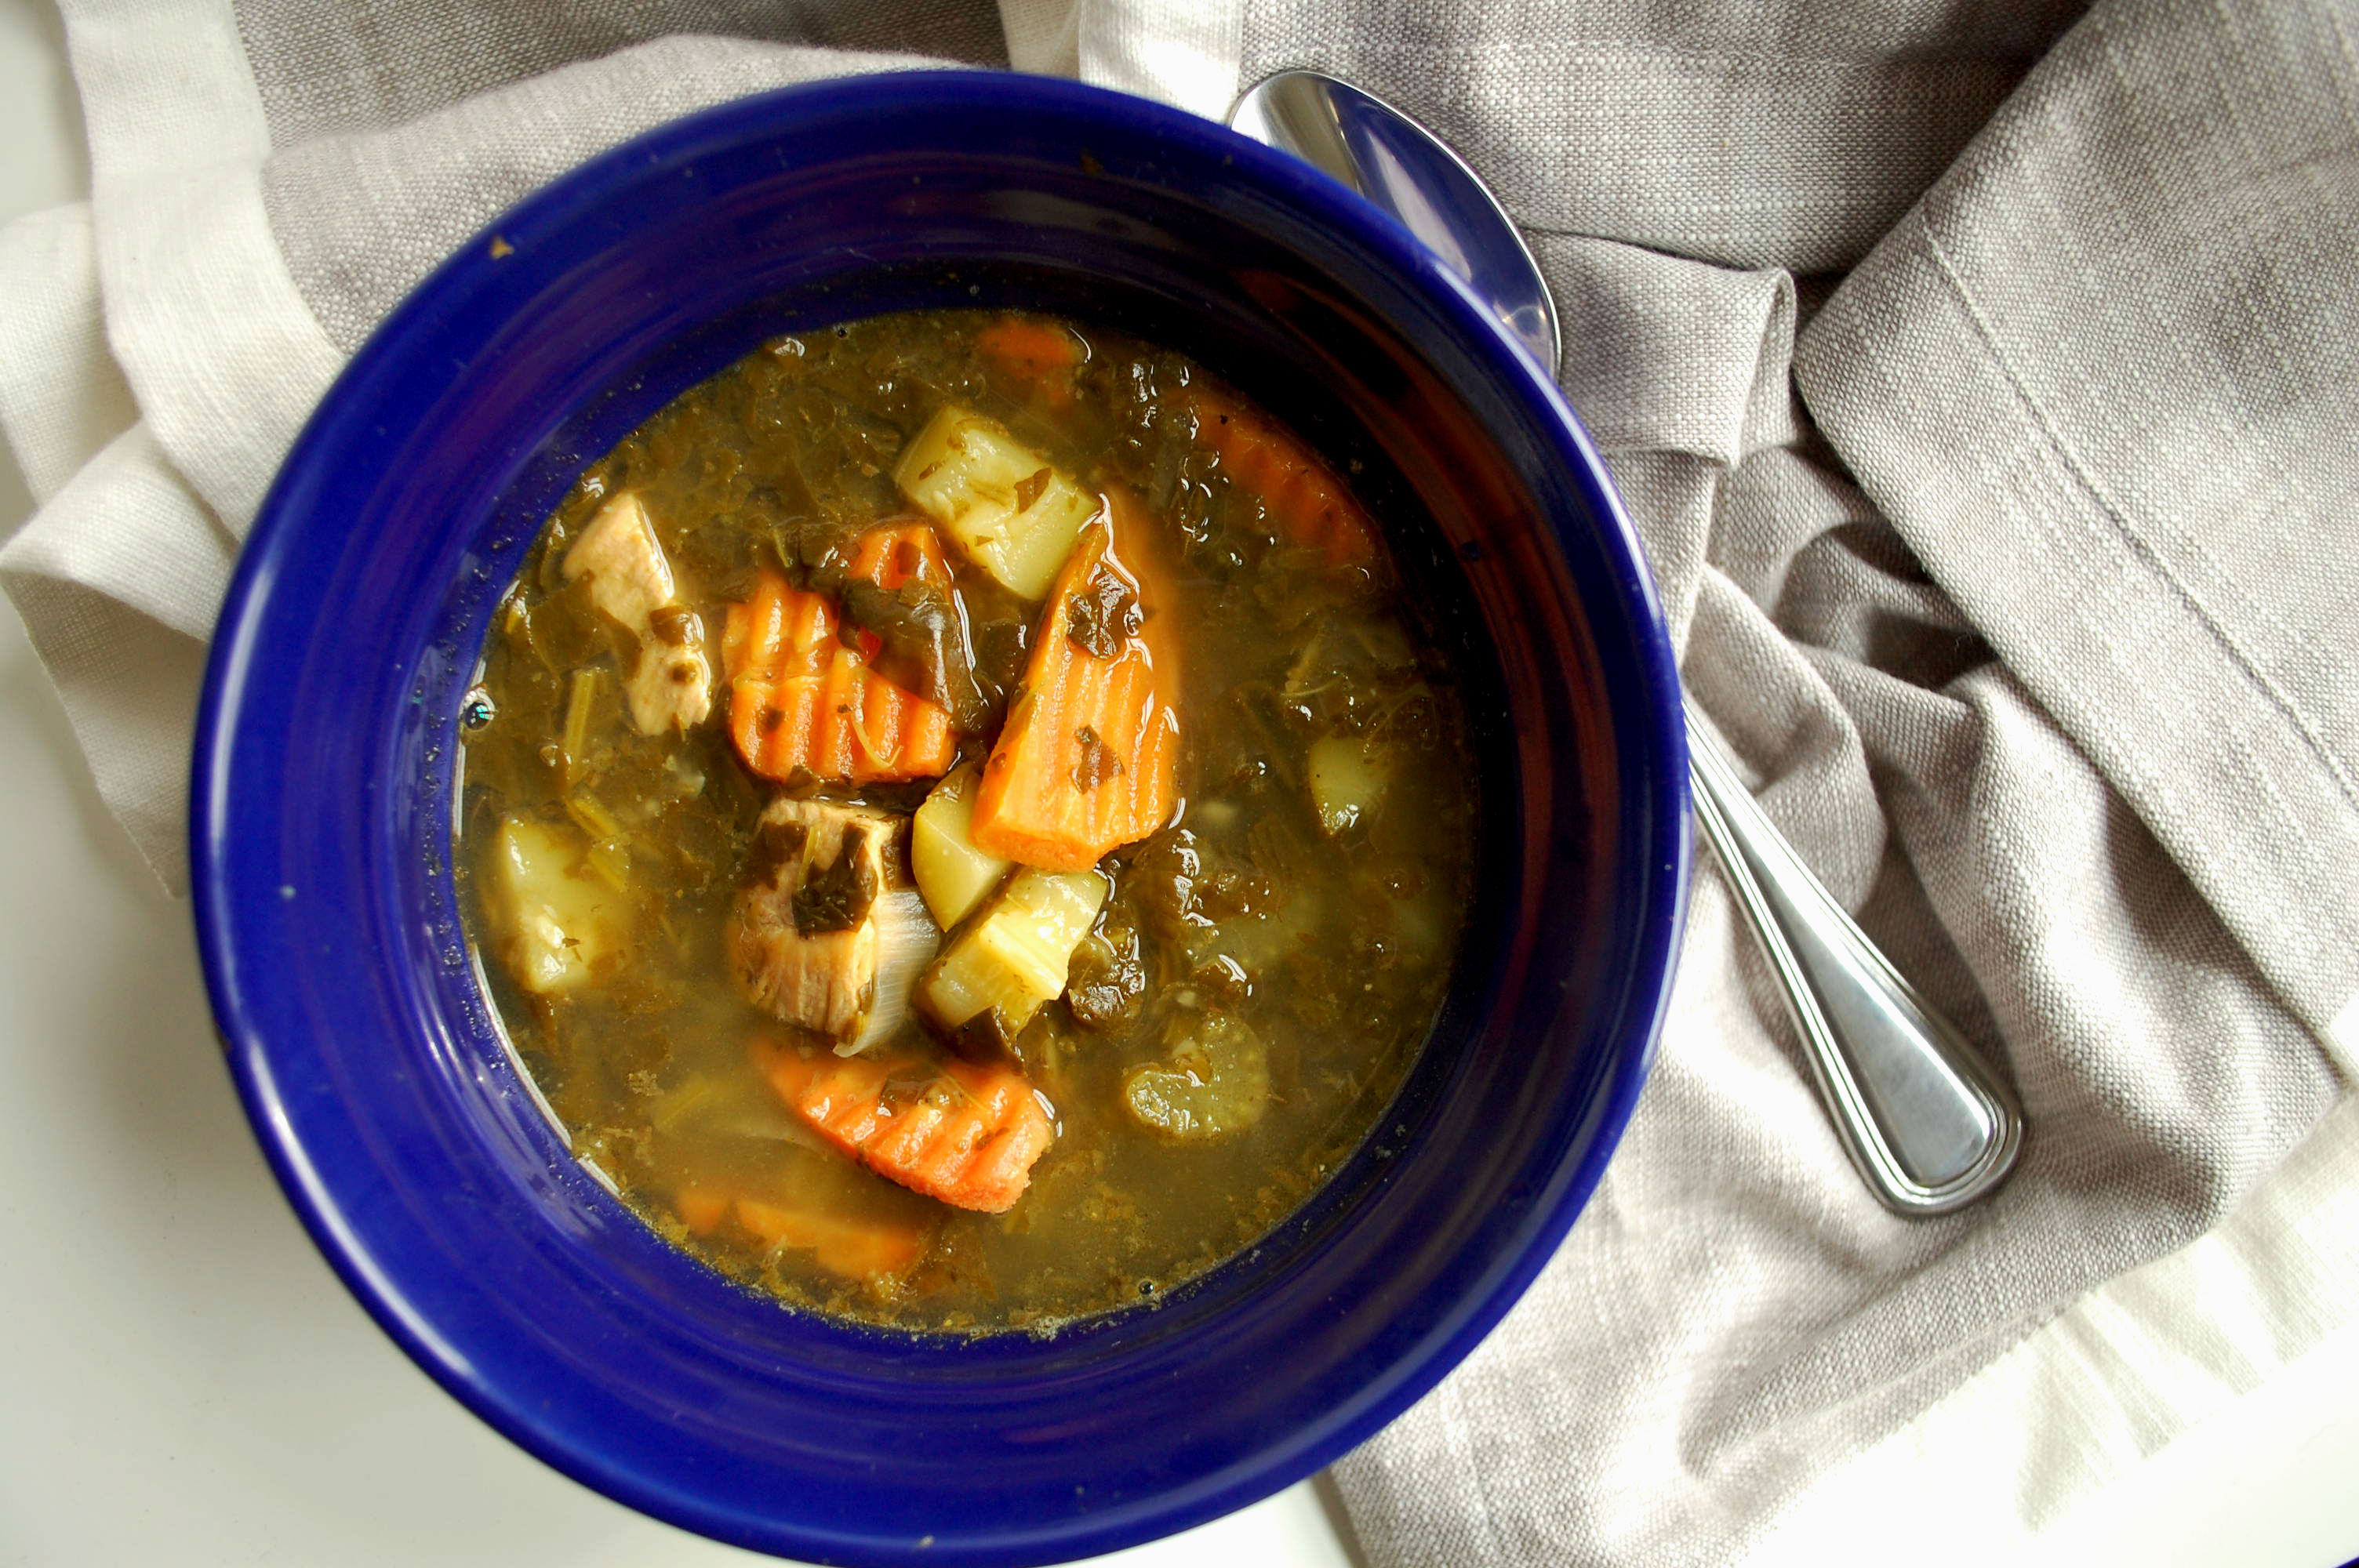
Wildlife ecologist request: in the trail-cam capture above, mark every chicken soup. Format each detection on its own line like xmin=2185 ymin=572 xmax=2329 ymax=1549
xmin=457 ymin=310 xmax=1475 ymax=1330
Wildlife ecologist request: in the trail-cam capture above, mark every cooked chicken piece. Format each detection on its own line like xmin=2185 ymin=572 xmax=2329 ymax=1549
xmin=728 ymin=797 xmax=906 ymax=1041
xmin=561 ymin=490 xmax=714 ymax=735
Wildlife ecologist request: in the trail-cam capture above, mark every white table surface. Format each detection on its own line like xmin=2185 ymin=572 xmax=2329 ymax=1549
xmin=2 ymin=3 xmax=2355 ymax=1565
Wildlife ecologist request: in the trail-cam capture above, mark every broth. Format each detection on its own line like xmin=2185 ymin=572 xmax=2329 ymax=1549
xmin=456 ymin=309 xmax=1475 ymax=1330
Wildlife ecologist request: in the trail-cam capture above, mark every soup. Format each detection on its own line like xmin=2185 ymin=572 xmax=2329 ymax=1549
xmin=456 ymin=309 xmax=1475 ymax=1331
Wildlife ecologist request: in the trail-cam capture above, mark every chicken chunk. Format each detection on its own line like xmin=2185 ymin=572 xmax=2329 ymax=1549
xmin=728 ymin=798 xmax=905 ymax=1042
xmin=561 ymin=490 xmax=714 ymax=734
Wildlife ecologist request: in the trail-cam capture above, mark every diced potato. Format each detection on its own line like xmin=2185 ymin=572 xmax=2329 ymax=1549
xmin=918 ymin=866 xmax=1109 ymax=1034
xmin=911 ymin=761 xmax=1013 ymax=930
xmin=1122 ymin=1014 xmax=1270 ymax=1140
xmin=892 ymin=406 xmax=1100 ymax=600
xmin=1307 ymin=732 xmax=1394 ymax=836
xmin=485 ymin=815 xmax=628 ymax=994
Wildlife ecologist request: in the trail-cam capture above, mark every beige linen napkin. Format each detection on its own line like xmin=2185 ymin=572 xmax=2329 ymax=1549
xmin=2 ymin=1 xmax=2354 ymax=1563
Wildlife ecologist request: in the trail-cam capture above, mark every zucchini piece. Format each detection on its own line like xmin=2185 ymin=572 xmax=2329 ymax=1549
xmin=911 ymin=760 xmax=1014 ymax=930
xmin=892 ymin=406 xmax=1100 ymax=600
xmin=918 ymin=865 xmax=1109 ymax=1035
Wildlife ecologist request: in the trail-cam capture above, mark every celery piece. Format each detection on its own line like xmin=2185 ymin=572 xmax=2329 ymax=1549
xmin=561 ymin=666 xmax=602 ymax=785
xmin=1122 ymin=1014 xmax=1270 ymax=1140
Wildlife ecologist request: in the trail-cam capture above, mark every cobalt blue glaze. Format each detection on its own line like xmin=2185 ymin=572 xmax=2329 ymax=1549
xmin=190 ymin=72 xmax=1688 ymax=1567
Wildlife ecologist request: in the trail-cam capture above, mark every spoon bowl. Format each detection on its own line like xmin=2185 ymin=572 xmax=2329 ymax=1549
xmin=1230 ymin=69 xmax=1560 ymax=373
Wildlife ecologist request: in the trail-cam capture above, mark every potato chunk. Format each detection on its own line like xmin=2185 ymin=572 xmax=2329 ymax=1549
xmin=911 ymin=761 xmax=1012 ymax=930
xmin=561 ymin=490 xmax=713 ymax=734
xmin=728 ymin=798 xmax=903 ymax=1042
xmin=918 ymin=865 xmax=1107 ymax=1037
xmin=892 ymin=406 xmax=1100 ymax=600
xmin=485 ymin=815 xmax=627 ymax=994
xmin=1307 ymin=732 xmax=1394 ymax=836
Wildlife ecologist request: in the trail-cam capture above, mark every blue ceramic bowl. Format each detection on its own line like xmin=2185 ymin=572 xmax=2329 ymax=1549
xmin=191 ymin=72 xmax=1686 ymax=1567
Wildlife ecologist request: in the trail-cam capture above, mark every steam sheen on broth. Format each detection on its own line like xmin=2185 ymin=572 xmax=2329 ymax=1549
xmin=456 ymin=310 xmax=1475 ymax=1331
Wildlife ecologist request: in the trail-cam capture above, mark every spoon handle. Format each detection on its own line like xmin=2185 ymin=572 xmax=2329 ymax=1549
xmin=1684 ymin=702 xmax=2023 ymax=1214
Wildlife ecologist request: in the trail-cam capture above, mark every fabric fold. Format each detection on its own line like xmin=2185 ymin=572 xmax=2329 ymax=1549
xmin=1003 ymin=0 xmax=1242 ymax=119
xmin=0 ymin=205 xmax=136 ymax=505
xmin=62 ymin=0 xmax=343 ymax=533
xmin=1241 ymin=1 xmax=2095 ymax=274
xmin=1795 ymin=0 xmax=2359 ymax=1054
xmin=264 ymin=37 xmax=962 ymax=353
xmin=0 ymin=420 xmax=234 ymax=888
xmin=0 ymin=196 xmax=213 ymax=891
xmin=0 ymin=572 xmax=208 ymax=891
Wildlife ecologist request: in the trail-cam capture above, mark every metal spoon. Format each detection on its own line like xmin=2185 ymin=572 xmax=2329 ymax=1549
xmin=1230 ymin=68 xmax=2023 ymax=1215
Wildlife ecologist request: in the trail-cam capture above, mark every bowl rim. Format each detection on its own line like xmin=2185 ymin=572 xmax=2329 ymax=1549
xmin=189 ymin=68 xmax=1688 ymax=1566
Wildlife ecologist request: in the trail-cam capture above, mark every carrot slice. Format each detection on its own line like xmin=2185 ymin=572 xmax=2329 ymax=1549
xmin=977 ymin=317 xmax=1081 ymax=405
xmin=722 ymin=551 xmax=957 ymax=784
xmin=969 ymin=514 xmax=1179 ymax=871
xmin=674 ymin=1182 xmax=923 ymax=1282
xmin=734 ymin=1196 xmax=925 ymax=1282
xmin=751 ymin=1038 xmax=1055 ymax=1215
xmin=845 ymin=518 xmax=953 ymax=592
xmin=674 ymin=1186 xmax=733 ymax=1236
xmin=1186 ymin=383 xmax=1378 ymax=566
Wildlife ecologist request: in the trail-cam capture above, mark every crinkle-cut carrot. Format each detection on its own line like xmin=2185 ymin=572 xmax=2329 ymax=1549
xmin=1186 ymin=383 xmax=1378 ymax=566
xmin=722 ymin=561 xmax=954 ymax=784
xmin=751 ymin=1038 xmax=1055 ymax=1215
xmin=977 ymin=317 xmax=1081 ymax=405
xmin=969 ymin=516 xmax=1179 ymax=871
xmin=733 ymin=1196 xmax=925 ymax=1283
